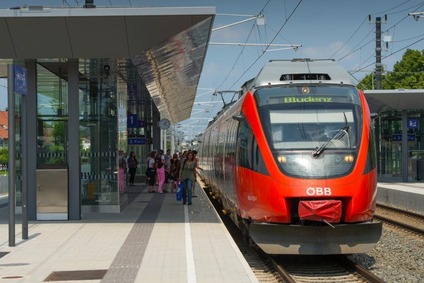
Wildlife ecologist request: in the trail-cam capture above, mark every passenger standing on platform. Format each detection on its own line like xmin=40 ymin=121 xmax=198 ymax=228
xmin=147 ymin=150 xmax=157 ymax=193
xmin=156 ymin=149 xmax=166 ymax=193
xmin=127 ymin=151 xmax=138 ymax=186
xmin=191 ymin=150 xmax=203 ymax=197
xmin=179 ymin=151 xmax=197 ymax=205
xmin=164 ymin=149 xmax=172 ymax=192
xmin=118 ymin=150 xmax=127 ymax=193
xmin=169 ymin=153 xmax=180 ymax=193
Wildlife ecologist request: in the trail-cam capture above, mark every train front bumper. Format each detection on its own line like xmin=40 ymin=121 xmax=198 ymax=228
xmin=250 ymin=221 xmax=382 ymax=255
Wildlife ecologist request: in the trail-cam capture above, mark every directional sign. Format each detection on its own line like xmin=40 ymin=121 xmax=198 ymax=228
xmin=392 ymin=134 xmax=415 ymax=142
xmin=127 ymin=114 xmax=139 ymax=128
xmin=408 ymin=118 xmax=418 ymax=129
xmin=128 ymin=138 xmax=146 ymax=145
xmin=14 ymin=65 xmax=27 ymax=95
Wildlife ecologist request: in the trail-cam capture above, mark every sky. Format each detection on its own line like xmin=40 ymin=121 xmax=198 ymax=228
xmin=1 ymin=0 xmax=424 ymax=139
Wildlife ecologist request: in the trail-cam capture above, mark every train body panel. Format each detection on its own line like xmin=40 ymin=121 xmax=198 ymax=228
xmin=199 ymin=59 xmax=382 ymax=254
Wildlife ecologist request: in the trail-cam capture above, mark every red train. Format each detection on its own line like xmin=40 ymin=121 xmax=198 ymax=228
xmin=199 ymin=59 xmax=382 ymax=254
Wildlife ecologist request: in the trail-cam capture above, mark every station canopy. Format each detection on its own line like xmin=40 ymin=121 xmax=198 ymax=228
xmin=363 ymin=89 xmax=424 ymax=113
xmin=0 ymin=6 xmax=215 ymax=124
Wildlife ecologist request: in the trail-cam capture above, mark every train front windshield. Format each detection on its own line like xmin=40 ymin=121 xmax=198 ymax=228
xmin=255 ymin=85 xmax=362 ymax=178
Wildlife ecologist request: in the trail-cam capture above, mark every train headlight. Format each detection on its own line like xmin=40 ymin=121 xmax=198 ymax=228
xmin=301 ymin=86 xmax=310 ymax=94
xmin=344 ymin=155 xmax=354 ymax=162
xmin=277 ymin=155 xmax=287 ymax=163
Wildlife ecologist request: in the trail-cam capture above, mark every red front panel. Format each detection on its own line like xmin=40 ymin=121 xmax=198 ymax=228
xmin=235 ymin=166 xmax=377 ymax=224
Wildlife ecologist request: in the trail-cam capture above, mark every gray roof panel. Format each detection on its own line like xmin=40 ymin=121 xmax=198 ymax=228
xmin=253 ymin=59 xmax=356 ymax=88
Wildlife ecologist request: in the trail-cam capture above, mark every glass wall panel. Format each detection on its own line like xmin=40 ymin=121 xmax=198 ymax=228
xmin=79 ymin=59 xmax=119 ymax=206
xmin=379 ymin=111 xmax=424 ymax=179
xmin=37 ymin=60 xmax=69 ymax=167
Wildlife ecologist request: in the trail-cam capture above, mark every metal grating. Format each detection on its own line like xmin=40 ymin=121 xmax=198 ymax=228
xmin=44 ymin=270 xmax=107 ymax=281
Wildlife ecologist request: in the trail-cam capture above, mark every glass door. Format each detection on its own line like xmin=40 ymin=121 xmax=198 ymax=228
xmin=36 ymin=61 xmax=69 ymax=220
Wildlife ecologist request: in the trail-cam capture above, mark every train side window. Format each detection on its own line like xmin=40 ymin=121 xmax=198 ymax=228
xmin=251 ymin=135 xmax=269 ymax=175
xmin=237 ymin=119 xmax=252 ymax=168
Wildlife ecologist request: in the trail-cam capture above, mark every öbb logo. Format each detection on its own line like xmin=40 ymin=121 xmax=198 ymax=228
xmin=306 ymin=187 xmax=332 ymax=196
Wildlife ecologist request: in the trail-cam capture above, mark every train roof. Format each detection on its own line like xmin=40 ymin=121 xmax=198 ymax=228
xmin=253 ymin=59 xmax=356 ymax=88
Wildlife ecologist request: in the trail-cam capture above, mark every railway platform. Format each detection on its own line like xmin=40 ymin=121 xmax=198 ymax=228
xmin=376 ymin=178 xmax=424 ymax=215
xmin=0 ymin=181 xmax=258 ymax=283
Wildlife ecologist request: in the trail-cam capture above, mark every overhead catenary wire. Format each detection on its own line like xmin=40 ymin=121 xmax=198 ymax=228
xmin=228 ymin=0 xmax=304 ymax=90
xmin=350 ymin=35 xmax=424 ymax=76
xmin=190 ymin=1 xmax=424 ymax=143
xmin=186 ymin=0 xmax=275 ymax=139
xmin=335 ymin=0 xmax=424 ymax=72
xmin=189 ymin=0 xmax=303 ymax=140
xmin=337 ymin=0 xmax=424 ymax=82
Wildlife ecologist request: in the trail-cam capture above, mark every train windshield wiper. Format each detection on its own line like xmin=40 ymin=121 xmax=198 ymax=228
xmin=313 ymin=113 xmax=350 ymax=158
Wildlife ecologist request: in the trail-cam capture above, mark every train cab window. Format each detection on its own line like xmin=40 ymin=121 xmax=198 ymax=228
xmin=268 ymin=109 xmax=357 ymax=150
xmin=236 ymin=117 xmax=269 ymax=174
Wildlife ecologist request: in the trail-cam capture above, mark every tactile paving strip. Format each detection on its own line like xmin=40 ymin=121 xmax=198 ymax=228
xmin=101 ymin=193 xmax=165 ymax=282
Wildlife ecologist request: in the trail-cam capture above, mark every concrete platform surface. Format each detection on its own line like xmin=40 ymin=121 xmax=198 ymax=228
xmin=0 ymin=183 xmax=258 ymax=283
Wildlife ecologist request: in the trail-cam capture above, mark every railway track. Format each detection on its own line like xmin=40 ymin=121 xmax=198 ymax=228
xmin=375 ymin=203 xmax=424 ymax=235
xmin=270 ymin=255 xmax=384 ymax=283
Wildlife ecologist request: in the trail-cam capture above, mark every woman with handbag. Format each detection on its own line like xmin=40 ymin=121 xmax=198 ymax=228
xmin=178 ymin=151 xmax=197 ymax=205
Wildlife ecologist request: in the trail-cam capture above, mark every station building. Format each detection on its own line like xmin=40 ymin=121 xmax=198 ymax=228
xmin=0 ymin=5 xmax=215 ymax=220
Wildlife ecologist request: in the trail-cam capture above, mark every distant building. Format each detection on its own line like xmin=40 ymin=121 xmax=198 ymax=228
xmin=0 ymin=111 xmax=7 ymax=148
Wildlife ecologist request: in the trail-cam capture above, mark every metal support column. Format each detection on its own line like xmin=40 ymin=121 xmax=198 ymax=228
xmin=68 ymin=59 xmax=81 ymax=220
xmin=22 ymin=60 xmax=37 ymax=237
xmin=7 ymin=65 xmax=16 ymax=247
xmin=401 ymin=110 xmax=408 ymax=182
xmin=26 ymin=60 xmax=37 ymax=221
xmin=375 ymin=116 xmax=381 ymax=175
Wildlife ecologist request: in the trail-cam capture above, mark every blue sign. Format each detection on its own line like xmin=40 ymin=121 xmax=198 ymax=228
xmin=138 ymin=120 xmax=145 ymax=127
xmin=14 ymin=65 xmax=27 ymax=95
xmin=127 ymin=114 xmax=138 ymax=128
xmin=128 ymin=138 xmax=146 ymax=145
xmin=127 ymin=83 xmax=137 ymax=97
xmin=408 ymin=118 xmax=418 ymax=129
xmin=392 ymin=134 xmax=415 ymax=142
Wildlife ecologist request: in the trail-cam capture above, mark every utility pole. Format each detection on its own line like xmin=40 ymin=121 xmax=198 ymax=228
xmin=375 ymin=16 xmax=382 ymax=90
xmin=369 ymin=15 xmax=387 ymax=89
xmin=369 ymin=15 xmax=386 ymax=177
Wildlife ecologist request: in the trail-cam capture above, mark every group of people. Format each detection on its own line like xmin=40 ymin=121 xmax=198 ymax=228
xmin=118 ymin=148 xmax=201 ymax=205
xmin=146 ymin=149 xmax=201 ymax=205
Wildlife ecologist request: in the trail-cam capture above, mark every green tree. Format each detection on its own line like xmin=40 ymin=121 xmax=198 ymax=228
xmin=358 ymin=49 xmax=424 ymax=90
xmin=0 ymin=147 xmax=8 ymax=165
xmin=52 ymin=121 xmax=65 ymax=146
